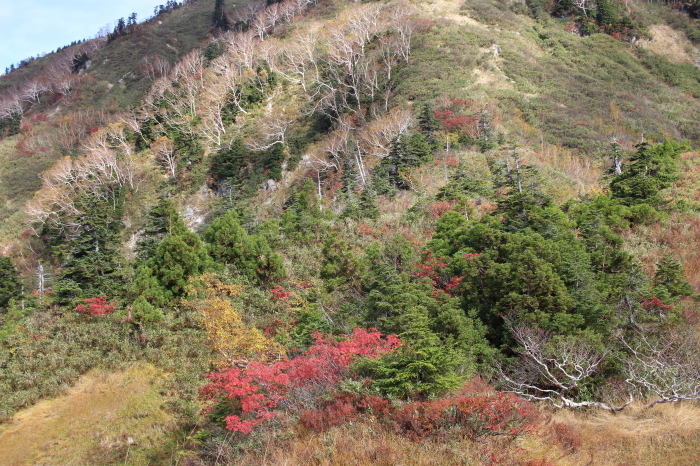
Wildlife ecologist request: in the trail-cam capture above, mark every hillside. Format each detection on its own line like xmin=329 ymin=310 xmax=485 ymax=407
xmin=1 ymin=0 xmax=700 ymax=463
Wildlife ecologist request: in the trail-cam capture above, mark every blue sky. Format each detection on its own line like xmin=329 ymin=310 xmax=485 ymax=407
xmin=0 ymin=0 xmax=161 ymax=71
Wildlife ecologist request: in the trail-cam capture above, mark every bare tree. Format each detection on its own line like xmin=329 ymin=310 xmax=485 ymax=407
xmin=20 ymin=79 xmax=51 ymax=103
xmin=0 ymin=91 xmax=24 ymax=118
xmin=199 ymin=80 xmax=229 ymax=147
xmin=359 ymin=106 xmax=414 ymax=159
xmin=389 ymin=4 xmax=418 ymax=63
xmin=245 ymin=107 xmax=298 ymax=151
xmin=54 ymin=73 xmax=81 ymax=96
xmin=252 ymin=13 xmax=269 ymax=40
xmin=622 ymin=329 xmax=700 ymax=408
xmin=499 ymin=325 xmax=632 ymax=411
xmin=152 ymin=136 xmax=178 ymax=178
xmin=572 ymin=0 xmax=594 ymax=16
xmin=138 ymin=53 xmax=171 ymax=80
xmin=267 ymin=32 xmax=320 ymax=94
xmin=224 ymin=29 xmax=257 ymax=72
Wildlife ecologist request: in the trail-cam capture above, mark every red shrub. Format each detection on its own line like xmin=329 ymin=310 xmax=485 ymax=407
xmin=202 ymin=329 xmax=401 ymax=434
xmin=392 ymin=390 xmax=540 ymax=441
xmin=428 ymin=201 xmax=456 ymax=218
xmin=301 ymin=380 xmax=540 ymax=444
xmin=300 ymin=393 xmax=392 ymax=431
xmin=75 ymin=296 xmax=116 ymax=316
xmin=269 ymin=285 xmax=292 ymax=301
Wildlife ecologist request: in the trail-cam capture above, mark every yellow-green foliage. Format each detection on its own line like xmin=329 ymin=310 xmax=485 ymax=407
xmin=187 ymin=273 xmax=285 ymax=366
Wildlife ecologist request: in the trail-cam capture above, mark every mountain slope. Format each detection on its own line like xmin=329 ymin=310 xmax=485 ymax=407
xmin=1 ymin=0 xmax=700 ymax=463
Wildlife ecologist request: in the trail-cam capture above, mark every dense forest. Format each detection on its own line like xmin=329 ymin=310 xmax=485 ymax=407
xmin=1 ymin=0 xmax=700 ymax=464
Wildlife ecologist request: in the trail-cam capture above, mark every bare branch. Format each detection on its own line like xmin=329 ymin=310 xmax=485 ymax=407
xmin=621 ymin=329 xmax=700 ymax=407
xmin=498 ymin=325 xmax=631 ymax=412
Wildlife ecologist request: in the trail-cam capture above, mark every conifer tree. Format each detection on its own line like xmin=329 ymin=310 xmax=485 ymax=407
xmin=0 ymin=257 xmax=21 ymax=309
xmin=280 ymin=179 xmax=324 ymax=241
xmin=213 ymin=0 xmax=230 ymax=29
xmin=355 ymin=261 xmax=486 ymax=397
xmin=53 ymin=193 xmax=126 ymax=305
xmin=654 ymin=255 xmax=693 ymax=299
xmin=136 ymin=198 xmax=181 ymax=260
xmin=148 ymin=227 xmax=215 ymax=298
xmin=610 ymin=140 xmax=686 ymax=207
xmin=204 ymin=210 xmax=285 ymax=283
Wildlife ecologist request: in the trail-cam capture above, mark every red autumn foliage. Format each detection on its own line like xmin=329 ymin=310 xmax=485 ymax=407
xmin=300 ymin=393 xmax=391 ymax=431
xmin=415 ymin=252 xmax=447 ymax=282
xmin=415 ymin=251 xmax=479 ymax=296
xmin=641 ymin=297 xmax=673 ymax=314
xmin=269 ymin=285 xmax=292 ymax=301
xmin=433 ymin=99 xmax=478 ymax=135
xmin=391 ymin=389 xmax=539 ymax=441
xmin=357 ymin=222 xmax=376 ymax=236
xmin=201 ymin=328 xmax=401 ymax=434
xmin=75 ymin=296 xmax=116 ymax=317
xmin=428 ymin=201 xmax=456 ymax=218
xmin=301 ymin=379 xmax=541 ymax=443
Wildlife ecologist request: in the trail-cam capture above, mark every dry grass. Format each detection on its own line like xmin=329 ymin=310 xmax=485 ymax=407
xmin=622 ymin=212 xmax=700 ymax=292
xmin=638 ymin=25 xmax=697 ymax=66
xmin=233 ymin=420 xmax=484 ymax=465
xmin=529 ymin=144 xmax=605 ymax=201
xmin=0 ymin=362 xmax=175 ymax=466
xmin=219 ymin=400 xmax=700 ymax=466
xmin=532 ymin=402 xmax=700 ymax=466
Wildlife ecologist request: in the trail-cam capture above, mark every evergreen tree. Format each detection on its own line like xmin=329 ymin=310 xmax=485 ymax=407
xmin=341 ymin=188 xmax=380 ymax=220
xmin=320 ymin=232 xmax=366 ymax=291
xmin=54 ymin=192 xmax=126 ymax=305
xmin=610 ymin=140 xmax=687 ymax=207
xmin=654 ymin=255 xmax=693 ymax=300
xmin=428 ymin=211 xmax=611 ymax=346
xmin=71 ymin=52 xmax=89 ymax=73
xmin=416 ymin=102 xmax=441 ymax=151
xmin=136 ymin=198 xmax=181 ymax=260
xmin=214 ymin=0 xmax=230 ymax=29
xmin=596 ymin=0 xmax=618 ymax=28
xmin=355 ymin=261 xmax=486 ymax=397
xmin=567 ymin=195 xmax=635 ymax=275
xmin=493 ymin=150 xmax=568 ymax=237
xmin=0 ymin=257 xmax=21 ymax=309
xmin=280 ymin=179 xmax=324 ymax=241
xmin=436 ymin=161 xmax=492 ymax=202
xmin=149 ymin=228 xmax=214 ymax=298
xmin=204 ymin=210 xmax=285 ymax=283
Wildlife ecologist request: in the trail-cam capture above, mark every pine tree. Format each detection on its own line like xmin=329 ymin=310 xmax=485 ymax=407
xmin=136 ymin=198 xmax=181 ymax=260
xmin=417 ymin=102 xmax=441 ymax=151
xmin=148 ymin=227 xmax=215 ymax=299
xmin=54 ymin=192 xmax=126 ymax=305
xmin=610 ymin=141 xmax=686 ymax=207
xmin=280 ymin=179 xmax=324 ymax=241
xmin=204 ymin=210 xmax=285 ymax=283
xmin=0 ymin=257 xmax=21 ymax=308
xmin=654 ymin=255 xmax=693 ymax=299
xmin=493 ymin=149 xmax=567 ymax=236
xmin=355 ymin=267 xmax=485 ymax=397
xmin=213 ymin=0 xmax=230 ymax=29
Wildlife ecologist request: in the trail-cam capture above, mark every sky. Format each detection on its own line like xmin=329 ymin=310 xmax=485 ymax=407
xmin=0 ymin=0 xmax=162 ymax=71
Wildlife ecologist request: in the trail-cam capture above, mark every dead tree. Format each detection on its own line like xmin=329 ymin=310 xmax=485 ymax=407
xmin=622 ymin=329 xmax=700 ymax=408
xmin=499 ymin=325 xmax=632 ymax=411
